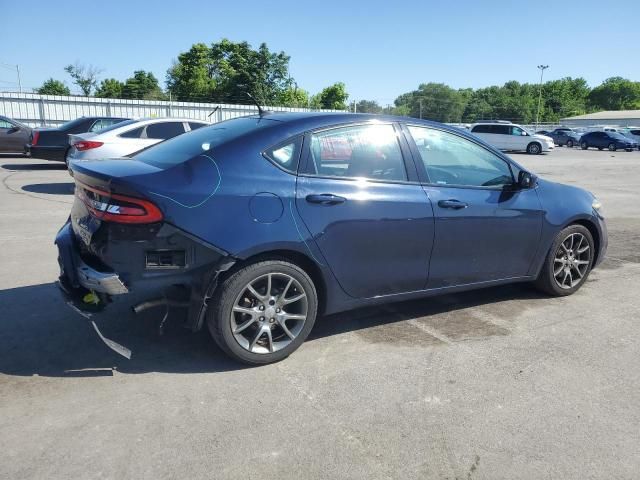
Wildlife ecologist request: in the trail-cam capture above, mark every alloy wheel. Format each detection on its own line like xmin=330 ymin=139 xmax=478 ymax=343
xmin=553 ymin=232 xmax=591 ymax=289
xmin=231 ymin=273 xmax=308 ymax=354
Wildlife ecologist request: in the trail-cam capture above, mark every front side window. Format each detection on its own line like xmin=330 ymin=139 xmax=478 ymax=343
xmin=308 ymin=124 xmax=407 ymax=182
xmin=146 ymin=122 xmax=185 ymax=140
xmin=510 ymin=126 xmax=526 ymax=136
xmin=408 ymin=126 xmax=514 ymax=188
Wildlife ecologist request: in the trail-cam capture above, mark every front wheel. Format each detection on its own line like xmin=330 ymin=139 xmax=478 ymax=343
xmin=581 ymin=142 xmax=588 ymax=150
xmin=608 ymin=143 xmax=616 ymax=151
xmin=207 ymin=259 xmax=318 ymax=365
xmin=534 ymin=225 xmax=594 ymax=296
xmin=567 ymin=139 xmax=574 ymax=148
xmin=526 ymin=142 xmax=542 ymax=155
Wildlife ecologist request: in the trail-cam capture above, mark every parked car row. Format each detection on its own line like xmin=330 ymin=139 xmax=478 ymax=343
xmin=536 ymin=126 xmax=640 ymax=152
xmin=0 ymin=115 xmax=211 ymax=163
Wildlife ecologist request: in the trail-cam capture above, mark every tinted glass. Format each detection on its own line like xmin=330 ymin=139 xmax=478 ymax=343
xmin=308 ymin=124 xmax=407 ymax=182
xmin=264 ymin=137 xmax=302 ymax=172
xmin=471 ymin=125 xmax=490 ymax=134
xmin=146 ymin=122 xmax=185 ymax=140
xmin=494 ymin=125 xmax=510 ymax=134
xmin=120 ymin=126 xmax=145 ymax=139
xmin=0 ymin=119 xmax=13 ymax=129
xmin=608 ymin=132 xmax=627 ymax=140
xmin=58 ymin=118 xmax=86 ymax=131
xmin=188 ymin=122 xmax=207 ymax=131
xmin=631 ymin=130 xmax=640 ymax=135
xmin=408 ymin=126 xmax=514 ymax=188
xmin=135 ymin=117 xmax=277 ymax=168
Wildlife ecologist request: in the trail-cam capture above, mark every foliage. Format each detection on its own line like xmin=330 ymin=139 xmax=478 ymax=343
xmin=588 ymin=77 xmax=640 ymax=110
xmin=355 ymin=99 xmax=383 ymax=113
xmin=35 ymin=78 xmax=70 ymax=96
xmin=95 ymin=78 xmax=124 ymax=98
xmin=64 ymin=63 xmax=101 ymax=96
xmin=313 ymin=82 xmax=349 ymax=110
xmin=121 ymin=71 xmax=165 ymax=100
xmin=167 ymin=39 xmax=291 ymax=105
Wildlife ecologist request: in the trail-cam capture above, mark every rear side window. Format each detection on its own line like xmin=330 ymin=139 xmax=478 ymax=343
xmin=189 ymin=122 xmax=207 ymax=131
xmin=120 ymin=126 xmax=145 ymax=139
xmin=146 ymin=122 xmax=185 ymax=140
xmin=263 ymin=137 xmax=302 ymax=172
xmin=307 ymin=124 xmax=407 ymax=182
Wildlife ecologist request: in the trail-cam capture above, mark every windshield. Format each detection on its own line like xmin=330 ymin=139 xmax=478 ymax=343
xmin=608 ymin=132 xmax=628 ymax=140
xmin=134 ymin=116 xmax=277 ymax=168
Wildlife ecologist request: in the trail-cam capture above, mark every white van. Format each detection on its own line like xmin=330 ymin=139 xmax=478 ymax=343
xmin=469 ymin=121 xmax=554 ymax=154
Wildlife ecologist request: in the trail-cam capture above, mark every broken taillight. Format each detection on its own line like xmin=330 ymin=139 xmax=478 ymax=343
xmin=75 ymin=181 xmax=163 ymax=224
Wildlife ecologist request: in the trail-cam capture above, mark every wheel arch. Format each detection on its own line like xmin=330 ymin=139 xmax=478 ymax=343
xmin=219 ymin=249 xmax=328 ymax=315
xmin=569 ymin=218 xmax=601 ymax=266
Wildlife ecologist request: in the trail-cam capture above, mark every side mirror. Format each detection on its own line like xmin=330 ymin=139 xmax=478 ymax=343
xmin=521 ymin=131 xmax=528 ymax=136
xmin=518 ymin=170 xmax=536 ymax=189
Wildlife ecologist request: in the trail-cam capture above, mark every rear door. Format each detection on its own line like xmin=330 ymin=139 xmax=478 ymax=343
xmin=295 ymin=122 xmax=434 ymax=298
xmin=404 ymin=124 xmax=543 ymax=288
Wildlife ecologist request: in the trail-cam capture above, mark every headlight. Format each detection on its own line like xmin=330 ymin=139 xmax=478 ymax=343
xmin=592 ymin=198 xmax=604 ymax=217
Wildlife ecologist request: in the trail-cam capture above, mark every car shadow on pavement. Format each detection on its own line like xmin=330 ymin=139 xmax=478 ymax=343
xmin=1 ymin=162 xmax=67 ymax=171
xmin=0 ymin=281 xmax=547 ymax=377
xmin=21 ymin=182 xmax=74 ymax=195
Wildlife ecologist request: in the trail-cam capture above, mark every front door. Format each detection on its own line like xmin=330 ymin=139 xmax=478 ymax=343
xmin=295 ymin=123 xmax=434 ymax=298
xmin=404 ymin=124 xmax=543 ymax=288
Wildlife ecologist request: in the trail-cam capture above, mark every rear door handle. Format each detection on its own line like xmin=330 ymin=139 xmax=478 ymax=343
xmin=438 ymin=199 xmax=468 ymax=209
xmin=306 ymin=194 xmax=346 ymax=205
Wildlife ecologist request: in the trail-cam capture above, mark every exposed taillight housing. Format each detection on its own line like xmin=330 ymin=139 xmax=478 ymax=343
xmin=74 ymin=140 xmax=104 ymax=151
xmin=31 ymin=131 xmax=40 ymax=145
xmin=75 ymin=181 xmax=163 ymax=224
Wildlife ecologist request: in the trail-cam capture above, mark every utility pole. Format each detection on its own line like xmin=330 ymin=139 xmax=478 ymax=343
xmin=16 ymin=65 xmax=22 ymax=93
xmin=536 ymin=64 xmax=549 ymax=127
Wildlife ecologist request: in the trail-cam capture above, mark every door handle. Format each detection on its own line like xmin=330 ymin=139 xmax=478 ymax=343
xmin=438 ymin=199 xmax=468 ymax=209
xmin=306 ymin=194 xmax=346 ymax=205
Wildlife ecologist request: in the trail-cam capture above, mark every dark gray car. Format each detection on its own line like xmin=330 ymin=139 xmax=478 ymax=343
xmin=0 ymin=116 xmax=31 ymax=154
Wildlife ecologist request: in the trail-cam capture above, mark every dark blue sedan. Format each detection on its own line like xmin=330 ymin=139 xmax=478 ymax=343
xmin=56 ymin=113 xmax=607 ymax=364
xmin=580 ymin=131 xmax=639 ymax=151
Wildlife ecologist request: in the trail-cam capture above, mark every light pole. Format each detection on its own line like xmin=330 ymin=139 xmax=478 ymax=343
xmin=536 ymin=64 xmax=549 ymax=127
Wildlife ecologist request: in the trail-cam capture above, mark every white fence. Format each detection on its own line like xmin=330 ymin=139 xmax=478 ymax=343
xmin=0 ymin=92 xmax=344 ymax=127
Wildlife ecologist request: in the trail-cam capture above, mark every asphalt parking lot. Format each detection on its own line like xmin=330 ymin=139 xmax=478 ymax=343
xmin=1 ymin=147 xmax=639 ymax=479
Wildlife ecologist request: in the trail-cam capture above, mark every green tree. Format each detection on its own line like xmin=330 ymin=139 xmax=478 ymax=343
xmin=122 ymin=71 xmax=165 ymax=100
xmin=95 ymin=78 xmax=124 ymax=98
xmin=355 ymin=99 xmax=382 ymax=113
xmin=166 ymin=43 xmax=216 ymax=102
xmin=35 ymin=78 xmax=70 ymax=96
xmin=588 ymin=77 xmax=640 ymax=110
xmin=278 ymin=85 xmax=310 ymax=107
xmin=395 ymin=83 xmax=466 ymax=122
xmin=167 ymin=39 xmax=292 ymax=105
xmin=64 ymin=62 xmax=101 ymax=96
xmin=314 ymin=82 xmax=349 ymax=110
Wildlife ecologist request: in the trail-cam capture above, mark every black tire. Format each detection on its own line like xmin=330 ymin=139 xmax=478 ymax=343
xmin=64 ymin=147 xmax=71 ymax=167
xmin=608 ymin=143 xmax=616 ymax=151
xmin=567 ymin=139 xmax=574 ymax=148
xmin=534 ymin=224 xmax=595 ymax=296
xmin=207 ymin=259 xmax=318 ymax=365
xmin=526 ymin=142 xmax=542 ymax=155
xmin=581 ymin=142 xmax=588 ymax=150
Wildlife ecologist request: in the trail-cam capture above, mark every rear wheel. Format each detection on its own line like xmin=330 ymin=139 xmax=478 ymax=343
xmin=534 ymin=225 xmax=594 ymax=296
xmin=608 ymin=143 xmax=616 ymax=151
xmin=526 ymin=142 xmax=542 ymax=155
xmin=567 ymin=139 xmax=574 ymax=148
xmin=207 ymin=259 xmax=318 ymax=365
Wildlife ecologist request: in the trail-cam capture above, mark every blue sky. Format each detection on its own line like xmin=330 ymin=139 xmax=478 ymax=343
xmin=1 ymin=0 xmax=638 ymax=104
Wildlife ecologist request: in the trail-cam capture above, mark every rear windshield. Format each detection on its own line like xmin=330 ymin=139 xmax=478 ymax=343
xmin=134 ymin=116 xmax=276 ymax=168
xmin=96 ymin=119 xmax=138 ymax=134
